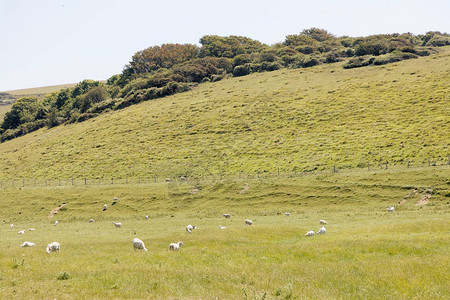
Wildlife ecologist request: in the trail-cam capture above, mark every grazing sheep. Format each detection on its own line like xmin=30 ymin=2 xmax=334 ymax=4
xmin=245 ymin=219 xmax=253 ymax=225
xmin=46 ymin=242 xmax=60 ymax=254
xmin=112 ymin=221 xmax=122 ymax=228
xmin=285 ymin=212 xmax=291 ymax=217
xmin=223 ymin=214 xmax=231 ymax=219
xmin=165 ymin=178 xmax=171 ymax=182
xmin=145 ymin=215 xmax=149 ymax=220
xmin=10 ymin=224 xmax=14 ymax=229
xmin=28 ymin=228 xmax=36 ymax=231
xmin=387 ymin=206 xmax=395 ymax=213
xmin=103 ymin=204 xmax=108 ymax=211
xmin=320 ymin=220 xmax=328 ymax=225
xmin=186 ymin=224 xmax=197 ymax=233
xmin=180 ymin=176 xmax=187 ymax=181
xmin=112 ymin=197 xmax=120 ymax=205
xmin=317 ymin=227 xmax=326 ymax=235
xmin=20 ymin=241 xmax=35 ymax=248
xmin=169 ymin=241 xmax=184 ymax=251
xmin=132 ymin=238 xmax=148 ymax=251
xmin=88 ymin=219 xmax=94 ymax=223
xmin=18 ymin=230 xmax=26 ymax=234
xmin=305 ymin=230 xmax=315 ymax=237
xmin=219 ymin=225 xmax=226 ymax=229
xmin=54 ymin=220 xmax=59 ymax=226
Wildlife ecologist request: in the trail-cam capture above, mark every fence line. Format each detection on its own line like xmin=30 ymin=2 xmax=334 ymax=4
xmin=1 ymin=156 xmax=449 ymax=189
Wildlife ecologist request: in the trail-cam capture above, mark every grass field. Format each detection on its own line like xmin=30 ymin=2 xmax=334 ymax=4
xmin=2 ymin=83 xmax=78 ymax=100
xmin=0 ymin=166 xmax=449 ymax=299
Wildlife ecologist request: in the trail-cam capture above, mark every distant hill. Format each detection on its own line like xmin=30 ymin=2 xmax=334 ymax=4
xmin=0 ymin=46 xmax=448 ymax=179
xmin=1 ymin=83 xmax=78 ymax=100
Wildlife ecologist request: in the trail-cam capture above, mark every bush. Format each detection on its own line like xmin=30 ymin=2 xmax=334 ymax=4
xmin=57 ymin=272 xmax=70 ymax=280
xmin=295 ymin=45 xmax=315 ymax=54
xmin=373 ymin=52 xmax=418 ymax=65
xmin=343 ymin=56 xmax=375 ymax=69
xmin=233 ymin=65 xmax=251 ymax=77
xmin=426 ymin=35 xmax=450 ymax=47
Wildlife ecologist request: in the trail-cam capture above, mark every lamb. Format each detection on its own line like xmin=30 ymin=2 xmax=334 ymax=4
xmin=88 ymin=219 xmax=94 ymax=223
xmin=103 ymin=204 xmax=108 ymax=211
xmin=387 ymin=206 xmax=395 ymax=213
xmin=317 ymin=227 xmax=326 ymax=235
xmin=10 ymin=224 xmax=13 ymax=229
xmin=46 ymin=242 xmax=60 ymax=254
xmin=223 ymin=214 xmax=231 ymax=219
xmin=132 ymin=238 xmax=148 ymax=251
xmin=320 ymin=220 xmax=328 ymax=225
xmin=18 ymin=230 xmax=26 ymax=234
xmin=145 ymin=215 xmax=149 ymax=220
xmin=28 ymin=228 xmax=36 ymax=231
xmin=112 ymin=221 xmax=122 ymax=228
xmin=54 ymin=220 xmax=59 ymax=226
xmin=169 ymin=241 xmax=183 ymax=251
xmin=305 ymin=230 xmax=315 ymax=237
xmin=285 ymin=212 xmax=291 ymax=217
xmin=20 ymin=241 xmax=35 ymax=248
xmin=245 ymin=219 xmax=253 ymax=225
xmin=180 ymin=176 xmax=187 ymax=181
xmin=186 ymin=224 xmax=197 ymax=233
xmin=219 ymin=225 xmax=226 ymax=229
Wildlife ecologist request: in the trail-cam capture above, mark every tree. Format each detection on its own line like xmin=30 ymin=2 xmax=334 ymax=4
xmin=199 ymin=35 xmax=266 ymax=58
xmin=1 ymin=97 xmax=42 ymax=130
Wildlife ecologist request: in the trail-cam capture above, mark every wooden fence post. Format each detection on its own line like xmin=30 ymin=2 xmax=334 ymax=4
xmin=385 ymin=161 xmax=388 ymax=170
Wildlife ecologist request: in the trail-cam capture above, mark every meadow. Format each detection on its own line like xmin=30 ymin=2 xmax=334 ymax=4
xmin=0 ymin=166 xmax=448 ymax=299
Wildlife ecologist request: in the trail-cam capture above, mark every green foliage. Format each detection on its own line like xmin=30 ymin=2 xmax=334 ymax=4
xmin=1 ymin=97 xmax=43 ymax=130
xmin=199 ymin=35 xmax=266 ymax=58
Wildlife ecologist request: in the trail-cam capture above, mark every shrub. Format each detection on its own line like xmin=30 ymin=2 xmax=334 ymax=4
xmin=343 ymin=56 xmax=375 ymax=69
xmin=57 ymin=272 xmax=70 ymax=280
xmin=233 ymin=65 xmax=251 ymax=77
xmin=295 ymin=45 xmax=315 ymax=54
xmin=426 ymin=35 xmax=450 ymax=47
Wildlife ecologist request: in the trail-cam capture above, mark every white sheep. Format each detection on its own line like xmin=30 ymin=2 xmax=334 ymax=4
xmin=20 ymin=241 xmax=35 ymax=248
xmin=285 ymin=212 xmax=291 ymax=217
xmin=219 ymin=225 xmax=226 ymax=229
xmin=54 ymin=220 xmax=59 ymax=226
xmin=186 ymin=224 xmax=197 ymax=233
xmin=317 ymin=227 xmax=326 ymax=235
xmin=180 ymin=176 xmax=187 ymax=181
xmin=145 ymin=215 xmax=149 ymax=220
xmin=132 ymin=238 xmax=148 ymax=251
xmin=88 ymin=219 xmax=94 ymax=223
xmin=387 ymin=206 xmax=395 ymax=213
xmin=46 ymin=241 xmax=60 ymax=254
xmin=28 ymin=228 xmax=36 ymax=231
xmin=103 ymin=204 xmax=108 ymax=211
xmin=169 ymin=241 xmax=184 ymax=251
xmin=10 ymin=224 xmax=14 ymax=229
xmin=223 ymin=213 xmax=231 ymax=219
xmin=305 ymin=230 xmax=315 ymax=237
xmin=112 ymin=221 xmax=122 ymax=228
xmin=245 ymin=219 xmax=253 ymax=225
xmin=18 ymin=230 xmax=26 ymax=234
xmin=320 ymin=220 xmax=328 ymax=225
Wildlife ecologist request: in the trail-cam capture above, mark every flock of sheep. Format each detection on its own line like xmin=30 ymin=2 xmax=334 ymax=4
xmin=9 ymin=204 xmax=396 ymax=254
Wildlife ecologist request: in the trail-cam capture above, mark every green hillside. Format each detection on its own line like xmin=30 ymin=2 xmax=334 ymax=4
xmin=0 ymin=47 xmax=448 ymax=180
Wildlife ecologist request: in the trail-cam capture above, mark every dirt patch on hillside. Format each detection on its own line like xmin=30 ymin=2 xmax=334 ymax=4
xmin=49 ymin=203 xmax=66 ymax=218
xmin=399 ymin=188 xmax=418 ymax=205
xmin=240 ymin=183 xmax=250 ymax=194
xmin=416 ymin=193 xmax=431 ymax=206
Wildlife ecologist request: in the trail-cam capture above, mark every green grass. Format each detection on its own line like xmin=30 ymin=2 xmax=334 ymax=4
xmin=2 ymin=83 xmax=78 ymax=99
xmin=0 ymin=47 xmax=449 ymax=179
xmin=0 ymin=167 xmax=448 ymax=298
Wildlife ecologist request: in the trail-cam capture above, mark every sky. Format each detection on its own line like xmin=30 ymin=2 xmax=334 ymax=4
xmin=1 ymin=0 xmax=449 ymax=91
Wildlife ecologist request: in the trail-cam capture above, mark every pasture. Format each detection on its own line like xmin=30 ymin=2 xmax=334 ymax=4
xmin=1 ymin=166 xmax=449 ymax=299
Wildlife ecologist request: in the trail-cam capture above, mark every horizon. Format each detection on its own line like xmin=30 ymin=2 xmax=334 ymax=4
xmin=1 ymin=0 xmax=449 ymax=91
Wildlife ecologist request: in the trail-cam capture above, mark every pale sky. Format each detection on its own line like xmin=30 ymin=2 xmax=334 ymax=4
xmin=1 ymin=0 xmax=449 ymax=91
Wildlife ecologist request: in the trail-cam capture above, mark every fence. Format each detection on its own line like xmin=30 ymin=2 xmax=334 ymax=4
xmin=1 ymin=156 xmax=449 ymax=189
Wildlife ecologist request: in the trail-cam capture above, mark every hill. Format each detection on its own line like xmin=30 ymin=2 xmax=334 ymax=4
xmin=0 ymin=47 xmax=448 ymax=180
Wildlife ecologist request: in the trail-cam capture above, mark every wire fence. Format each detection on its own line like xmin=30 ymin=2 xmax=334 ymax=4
xmin=1 ymin=155 xmax=449 ymax=189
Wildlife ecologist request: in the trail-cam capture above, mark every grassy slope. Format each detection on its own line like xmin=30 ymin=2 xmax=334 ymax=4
xmin=2 ymin=83 xmax=78 ymax=99
xmin=0 ymin=48 xmax=449 ymax=180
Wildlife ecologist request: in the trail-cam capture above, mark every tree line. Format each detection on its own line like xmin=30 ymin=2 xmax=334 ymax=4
xmin=1 ymin=28 xmax=449 ymax=142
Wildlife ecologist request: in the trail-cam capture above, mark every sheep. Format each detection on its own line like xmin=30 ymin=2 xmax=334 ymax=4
xmin=132 ymin=238 xmax=148 ymax=251
xmin=18 ymin=230 xmax=26 ymax=234
xmin=305 ymin=230 xmax=315 ymax=237
xmin=169 ymin=241 xmax=183 ymax=251
xmin=112 ymin=197 xmax=120 ymax=205
xmin=180 ymin=176 xmax=187 ymax=181
xmin=54 ymin=220 xmax=59 ymax=226
xmin=320 ymin=220 xmax=328 ymax=225
xmin=112 ymin=221 xmax=122 ymax=228
xmin=88 ymin=219 xmax=94 ymax=223
xmin=219 ymin=225 xmax=226 ymax=229
xmin=245 ymin=219 xmax=253 ymax=225
xmin=28 ymin=228 xmax=36 ymax=231
xmin=103 ymin=204 xmax=108 ymax=211
xmin=186 ymin=224 xmax=197 ymax=233
xmin=145 ymin=215 xmax=149 ymax=220
xmin=317 ymin=227 xmax=326 ymax=235
xmin=223 ymin=214 xmax=231 ymax=219
xmin=46 ymin=242 xmax=60 ymax=254
xmin=10 ymin=224 xmax=14 ymax=229
xmin=165 ymin=178 xmax=171 ymax=182
xmin=387 ymin=206 xmax=395 ymax=213
xmin=20 ymin=241 xmax=35 ymax=248
xmin=285 ymin=212 xmax=291 ymax=217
